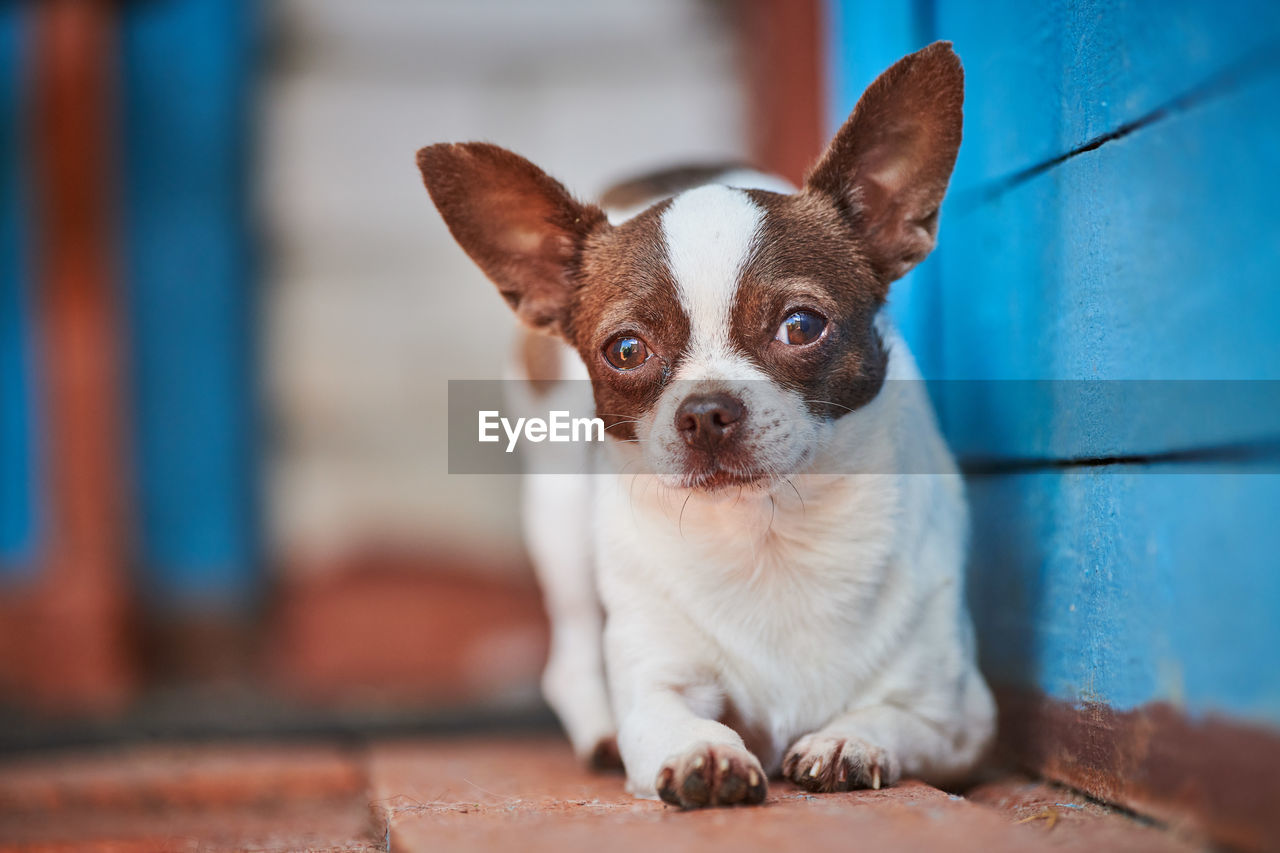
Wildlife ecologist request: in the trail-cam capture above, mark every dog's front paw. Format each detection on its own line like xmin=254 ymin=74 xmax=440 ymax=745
xmin=655 ymin=743 xmax=767 ymax=809
xmin=783 ymin=734 xmax=900 ymax=792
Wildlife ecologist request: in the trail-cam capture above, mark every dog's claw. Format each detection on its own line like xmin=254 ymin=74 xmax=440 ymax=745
xmin=655 ymin=744 xmax=768 ymax=809
xmin=681 ymin=766 xmax=710 ymax=806
xmin=784 ymin=735 xmax=899 ymax=793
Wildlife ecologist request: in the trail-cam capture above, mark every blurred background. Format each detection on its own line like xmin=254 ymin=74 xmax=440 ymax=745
xmin=1 ymin=0 xmax=1279 ymax=849
xmin=0 ymin=0 xmax=822 ymax=720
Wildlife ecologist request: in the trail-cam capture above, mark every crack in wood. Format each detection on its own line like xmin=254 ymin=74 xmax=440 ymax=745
xmin=956 ymin=42 xmax=1280 ymax=212
xmin=959 ymin=436 xmax=1280 ymax=476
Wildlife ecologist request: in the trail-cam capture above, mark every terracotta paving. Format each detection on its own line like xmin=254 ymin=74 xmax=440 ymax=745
xmin=0 ymin=743 xmax=377 ymax=852
xmin=0 ymin=734 xmax=1206 ymax=852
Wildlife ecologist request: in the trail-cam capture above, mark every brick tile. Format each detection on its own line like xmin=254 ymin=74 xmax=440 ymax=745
xmin=0 ymin=743 xmax=364 ymax=813
xmin=0 ymin=742 xmax=377 ymax=851
xmin=0 ymin=799 xmax=380 ymax=852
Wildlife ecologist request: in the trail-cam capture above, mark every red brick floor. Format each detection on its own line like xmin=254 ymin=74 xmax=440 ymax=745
xmin=0 ymin=735 xmax=1205 ymax=852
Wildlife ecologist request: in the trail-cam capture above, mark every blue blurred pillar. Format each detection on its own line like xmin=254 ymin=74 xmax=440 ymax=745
xmin=119 ymin=0 xmax=260 ymax=612
xmin=0 ymin=6 xmax=38 ymax=578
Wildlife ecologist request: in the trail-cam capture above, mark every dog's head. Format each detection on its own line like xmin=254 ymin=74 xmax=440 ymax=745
xmin=419 ymin=43 xmax=963 ymax=491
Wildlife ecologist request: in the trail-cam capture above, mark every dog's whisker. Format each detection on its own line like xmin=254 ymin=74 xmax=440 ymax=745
xmin=800 ymin=398 xmax=859 ymax=414
xmin=785 ymin=478 xmax=806 ymax=513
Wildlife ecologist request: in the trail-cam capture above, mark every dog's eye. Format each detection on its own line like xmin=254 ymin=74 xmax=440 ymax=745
xmin=775 ymin=310 xmax=827 ymax=345
xmin=603 ymin=335 xmax=652 ymax=370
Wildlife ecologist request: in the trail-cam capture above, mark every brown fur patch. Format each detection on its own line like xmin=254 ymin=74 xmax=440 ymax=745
xmin=416 ymin=143 xmax=608 ymax=336
xmin=734 ymin=189 xmax=888 ymax=419
xmin=805 ymin=41 xmax=964 ymax=283
xmin=563 ymin=205 xmax=689 ymax=440
xmin=599 ymin=162 xmax=749 ymax=211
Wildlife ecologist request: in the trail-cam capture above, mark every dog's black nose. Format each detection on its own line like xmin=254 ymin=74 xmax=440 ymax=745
xmin=675 ymin=393 xmax=744 ymax=450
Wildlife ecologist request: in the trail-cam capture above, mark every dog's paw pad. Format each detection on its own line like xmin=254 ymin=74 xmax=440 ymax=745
xmin=782 ymin=734 xmax=899 ymax=793
xmin=587 ymin=735 xmax=623 ymax=772
xmin=656 ymin=743 xmax=767 ymax=809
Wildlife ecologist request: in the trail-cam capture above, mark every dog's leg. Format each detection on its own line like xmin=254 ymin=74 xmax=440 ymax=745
xmin=615 ymin=690 xmax=767 ymax=808
xmin=523 ymin=474 xmax=617 ymax=768
xmin=781 ymin=690 xmax=992 ymax=792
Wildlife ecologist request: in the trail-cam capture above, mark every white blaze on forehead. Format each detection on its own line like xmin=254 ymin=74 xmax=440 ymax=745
xmin=660 ymin=185 xmax=763 ymax=369
xmin=645 ymin=185 xmax=817 ymax=484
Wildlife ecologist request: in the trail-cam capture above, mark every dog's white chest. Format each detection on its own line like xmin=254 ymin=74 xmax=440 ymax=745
xmin=600 ymin=473 xmax=909 ymax=769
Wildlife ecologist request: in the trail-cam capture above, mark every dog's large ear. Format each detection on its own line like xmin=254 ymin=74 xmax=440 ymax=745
xmin=416 ymin=142 xmax=608 ymax=335
xmin=805 ymin=41 xmax=963 ymax=285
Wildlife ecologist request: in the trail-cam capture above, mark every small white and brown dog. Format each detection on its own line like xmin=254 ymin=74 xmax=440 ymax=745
xmin=417 ymin=42 xmax=994 ymax=808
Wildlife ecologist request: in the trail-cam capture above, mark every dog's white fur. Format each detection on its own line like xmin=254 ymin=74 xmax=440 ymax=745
xmin=524 ymin=174 xmax=994 ymax=799
xmin=646 ymin=185 xmax=828 ymax=490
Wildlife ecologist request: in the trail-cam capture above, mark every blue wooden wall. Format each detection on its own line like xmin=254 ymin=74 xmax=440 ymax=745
xmin=827 ymin=0 xmax=1280 ymax=727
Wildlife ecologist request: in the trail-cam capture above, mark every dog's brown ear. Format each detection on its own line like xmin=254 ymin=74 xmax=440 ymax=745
xmin=805 ymin=41 xmax=964 ymax=285
xmin=416 ymin=142 xmax=608 ymax=335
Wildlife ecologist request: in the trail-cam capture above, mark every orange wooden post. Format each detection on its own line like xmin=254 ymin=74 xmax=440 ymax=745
xmin=0 ymin=0 xmax=134 ymax=711
xmin=737 ymin=0 xmax=827 ymax=187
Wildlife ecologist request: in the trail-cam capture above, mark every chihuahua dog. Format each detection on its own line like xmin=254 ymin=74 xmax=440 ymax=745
xmin=417 ymin=42 xmax=994 ymax=808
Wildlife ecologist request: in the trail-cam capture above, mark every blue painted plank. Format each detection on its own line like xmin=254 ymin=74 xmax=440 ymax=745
xmin=830 ymin=0 xmax=1280 ymax=388
xmin=939 ymin=39 xmax=1280 ymax=383
xmin=936 ymin=0 xmax=1280 ymax=192
xmin=0 ymin=6 xmax=39 ymax=578
xmin=968 ymin=468 xmax=1280 ymax=727
xmin=1048 ymin=72 xmax=1280 ymax=382
xmin=932 ymin=68 xmax=1280 ymax=458
xmin=119 ymin=0 xmax=260 ymax=609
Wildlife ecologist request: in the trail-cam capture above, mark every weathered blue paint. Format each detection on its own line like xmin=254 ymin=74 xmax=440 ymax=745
xmin=0 ymin=6 xmax=39 ymax=578
xmin=827 ymin=0 xmax=1280 ymax=728
xmin=119 ymin=0 xmax=260 ymax=609
xmin=969 ymin=470 xmax=1280 ymax=726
